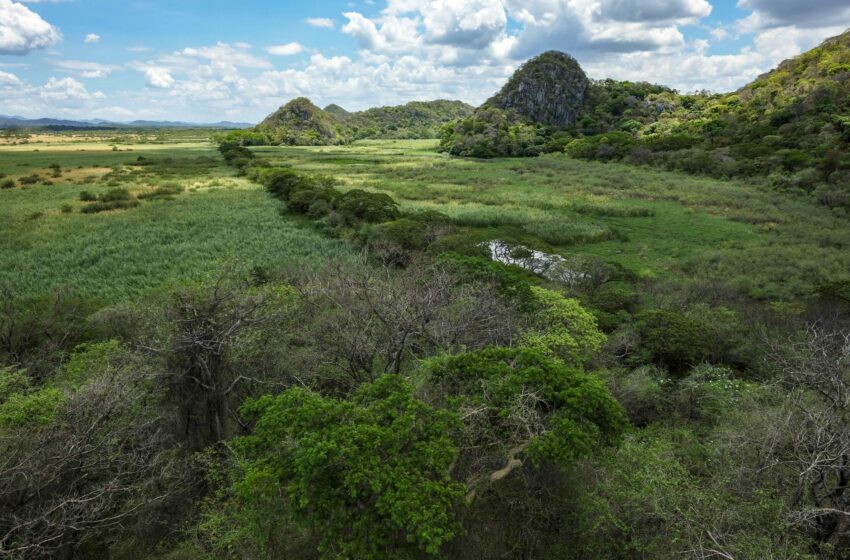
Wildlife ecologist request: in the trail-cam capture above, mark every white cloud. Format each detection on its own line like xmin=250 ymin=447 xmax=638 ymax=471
xmin=709 ymin=26 xmax=728 ymax=41
xmin=599 ymin=0 xmax=711 ymax=23
xmin=84 ymin=33 xmax=100 ymax=43
xmin=179 ymin=42 xmax=271 ymax=69
xmin=737 ymin=0 xmax=850 ymax=29
xmin=143 ymin=67 xmax=174 ymax=88
xmin=39 ymin=76 xmax=105 ymax=100
xmin=0 ymin=0 xmax=61 ymax=55
xmin=414 ymin=0 xmax=508 ymax=48
xmin=305 ymin=17 xmax=334 ymax=28
xmin=265 ymin=42 xmax=304 ymax=56
xmin=53 ymin=59 xmax=114 ymax=78
xmin=0 ymin=69 xmax=22 ymax=84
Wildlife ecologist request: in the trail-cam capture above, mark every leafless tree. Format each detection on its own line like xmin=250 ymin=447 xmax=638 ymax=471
xmin=0 ymin=366 xmax=184 ymax=559
xmin=766 ymin=323 xmax=850 ymax=550
xmin=284 ymin=259 xmax=523 ymax=393
xmin=137 ymin=275 xmax=295 ymax=450
xmin=0 ymin=285 xmax=90 ymax=380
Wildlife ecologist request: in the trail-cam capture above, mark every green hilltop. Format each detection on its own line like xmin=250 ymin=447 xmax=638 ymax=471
xmin=255 ymin=97 xmax=345 ymax=146
xmin=439 ymin=29 xmax=850 ymax=211
xmin=225 ymin=98 xmax=474 ymax=146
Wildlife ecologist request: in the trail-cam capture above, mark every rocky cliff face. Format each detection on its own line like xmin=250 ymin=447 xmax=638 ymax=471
xmin=485 ymin=51 xmax=589 ymax=129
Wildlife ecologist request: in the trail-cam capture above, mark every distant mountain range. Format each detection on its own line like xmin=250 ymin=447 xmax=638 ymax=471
xmin=0 ymin=115 xmax=251 ymax=130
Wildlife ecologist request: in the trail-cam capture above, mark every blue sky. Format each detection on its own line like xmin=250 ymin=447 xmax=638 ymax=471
xmin=1 ymin=0 xmax=849 ymax=122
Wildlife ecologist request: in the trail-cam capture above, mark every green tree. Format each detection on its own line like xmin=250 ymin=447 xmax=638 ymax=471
xmin=230 ymin=374 xmax=465 ymax=559
xmin=422 ymin=347 xmax=627 ymax=486
xmin=519 ymin=286 xmax=606 ymax=367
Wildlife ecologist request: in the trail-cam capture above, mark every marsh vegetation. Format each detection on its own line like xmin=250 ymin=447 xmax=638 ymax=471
xmin=2 ymin=132 xmax=850 ymax=559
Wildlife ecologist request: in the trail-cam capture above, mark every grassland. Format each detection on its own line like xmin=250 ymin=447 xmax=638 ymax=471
xmin=6 ymin=132 xmax=850 ymax=560
xmin=3 ymin=135 xmax=849 ymax=304
xmin=255 ymin=139 xmax=850 ymax=300
xmin=0 ymin=138 xmax=350 ymax=303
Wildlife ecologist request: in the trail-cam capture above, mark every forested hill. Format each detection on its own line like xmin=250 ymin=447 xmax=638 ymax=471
xmin=224 ymin=98 xmax=473 ymax=146
xmin=255 ymin=97 xmax=345 ymax=146
xmin=342 ymin=100 xmax=474 ymax=140
xmin=439 ymin=30 xmax=850 ymax=211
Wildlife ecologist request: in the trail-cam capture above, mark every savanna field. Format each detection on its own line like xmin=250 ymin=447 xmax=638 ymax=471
xmin=5 ymin=133 xmax=848 ymax=302
xmin=3 ymin=126 xmax=850 ymax=558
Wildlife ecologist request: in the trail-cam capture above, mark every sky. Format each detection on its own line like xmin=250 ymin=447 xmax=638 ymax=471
xmin=1 ymin=0 xmax=849 ymax=123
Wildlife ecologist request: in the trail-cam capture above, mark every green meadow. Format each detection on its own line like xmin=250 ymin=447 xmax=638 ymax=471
xmin=257 ymin=139 xmax=850 ymax=300
xmin=0 ymin=141 xmax=350 ymax=302
xmin=3 ymin=137 xmax=849 ymax=302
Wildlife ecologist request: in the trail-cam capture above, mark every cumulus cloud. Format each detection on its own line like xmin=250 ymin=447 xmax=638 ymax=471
xmin=143 ymin=67 xmax=174 ymax=88
xmin=179 ymin=42 xmax=271 ymax=69
xmin=0 ymin=69 xmax=22 ymax=84
xmin=413 ymin=0 xmax=508 ymax=48
xmin=84 ymin=33 xmax=100 ymax=43
xmin=599 ymin=0 xmax=711 ymax=23
xmin=265 ymin=42 xmax=304 ymax=56
xmin=305 ymin=17 xmax=334 ymax=29
xmin=0 ymin=0 xmax=61 ymax=55
xmin=39 ymin=76 xmax=105 ymax=101
xmin=737 ymin=0 xmax=850 ymax=29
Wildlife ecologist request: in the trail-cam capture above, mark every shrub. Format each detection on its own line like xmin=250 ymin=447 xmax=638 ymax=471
xmin=604 ymin=366 xmax=666 ymax=426
xmin=98 ymin=188 xmax=133 ymax=203
xmin=520 ymin=286 xmax=607 ymax=367
xmin=218 ymin=142 xmax=255 ymax=164
xmin=635 ymin=309 xmax=713 ymax=375
xmin=287 ymin=185 xmax=337 ymax=215
xmin=0 ymin=386 xmax=65 ymax=427
xmin=566 ymin=132 xmax=634 ymax=161
xmin=18 ymin=174 xmax=40 ymax=186
xmin=334 ymin=189 xmax=400 ymax=224
xmin=437 ymin=252 xmax=539 ymax=309
xmin=261 ymin=167 xmax=305 ymax=200
xmin=137 ymin=183 xmax=184 ymax=200
xmin=0 ymin=179 xmax=14 ymax=189
xmin=422 ymin=346 xmax=627 ymax=467
xmin=80 ymin=199 xmax=140 ymax=214
xmin=362 ymin=218 xmax=428 ymax=266
xmin=78 ymin=190 xmax=97 ymax=202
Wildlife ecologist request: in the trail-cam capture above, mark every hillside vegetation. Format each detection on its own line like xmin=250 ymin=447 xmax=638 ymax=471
xmin=255 ymin=97 xmax=345 ymax=146
xmin=440 ymin=30 xmax=850 ymax=210
xmin=225 ymin=98 xmax=473 ymax=146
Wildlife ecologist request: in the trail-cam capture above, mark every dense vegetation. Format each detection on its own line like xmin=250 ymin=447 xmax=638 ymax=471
xmin=4 ymin=113 xmax=850 ymax=559
xmin=440 ymin=31 xmax=850 ymax=212
xmin=224 ymin=99 xmax=473 ymax=147
xmin=255 ymin=97 xmax=346 ymax=146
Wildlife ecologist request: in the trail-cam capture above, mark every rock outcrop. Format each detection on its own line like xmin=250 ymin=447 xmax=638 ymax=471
xmin=485 ymin=51 xmax=589 ymax=129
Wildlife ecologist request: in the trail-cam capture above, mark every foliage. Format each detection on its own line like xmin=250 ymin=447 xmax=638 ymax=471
xmin=231 ymin=374 xmax=465 ymax=559
xmin=334 ymin=189 xmax=400 ymax=224
xmin=438 ymin=106 xmax=561 ymax=158
xmin=422 ymin=347 xmax=627 ymax=469
xmin=520 ymin=286 xmax=606 ymax=367
xmin=342 ymin=100 xmax=474 ymax=140
xmin=635 ymin=309 xmax=713 ymax=374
